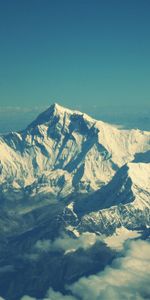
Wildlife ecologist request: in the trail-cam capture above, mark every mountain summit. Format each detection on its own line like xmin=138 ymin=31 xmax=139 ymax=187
xmin=27 ymin=103 xmax=75 ymax=128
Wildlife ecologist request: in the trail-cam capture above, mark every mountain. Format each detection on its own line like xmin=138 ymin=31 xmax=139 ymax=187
xmin=0 ymin=103 xmax=149 ymax=208
xmin=0 ymin=103 xmax=149 ymax=300
xmin=69 ymin=162 xmax=150 ymax=235
xmin=0 ymin=103 xmax=149 ymax=237
xmin=74 ymin=162 xmax=150 ymax=213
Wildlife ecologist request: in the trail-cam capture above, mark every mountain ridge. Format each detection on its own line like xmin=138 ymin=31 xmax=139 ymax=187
xmin=0 ymin=103 xmax=149 ymax=237
xmin=0 ymin=103 xmax=149 ymax=199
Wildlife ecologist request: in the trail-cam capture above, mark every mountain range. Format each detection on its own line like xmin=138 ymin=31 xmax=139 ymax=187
xmin=0 ymin=103 xmax=149 ymax=233
xmin=0 ymin=103 xmax=149 ymax=300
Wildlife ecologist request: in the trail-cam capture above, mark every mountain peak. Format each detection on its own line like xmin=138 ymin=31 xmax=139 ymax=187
xmin=50 ymin=102 xmax=66 ymax=112
xmin=27 ymin=102 xmax=70 ymax=129
xmin=27 ymin=103 xmax=96 ymax=130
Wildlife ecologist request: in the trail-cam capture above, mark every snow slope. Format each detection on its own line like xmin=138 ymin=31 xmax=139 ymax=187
xmin=0 ymin=103 xmax=149 ymax=202
xmin=0 ymin=103 xmax=149 ymax=233
xmin=67 ymin=162 xmax=150 ymax=235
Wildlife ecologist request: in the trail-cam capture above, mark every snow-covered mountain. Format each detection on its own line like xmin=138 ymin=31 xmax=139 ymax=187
xmin=0 ymin=103 xmax=149 ymax=205
xmin=0 ymin=103 xmax=149 ymax=237
xmin=0 ymin=103 xmax=150 ymax=300
xmin=68 ymin=162 xmax=150 ymax=235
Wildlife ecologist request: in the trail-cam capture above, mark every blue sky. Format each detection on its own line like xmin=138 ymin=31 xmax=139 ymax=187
xmin=0 ymin=0 xmax=150 ymax=112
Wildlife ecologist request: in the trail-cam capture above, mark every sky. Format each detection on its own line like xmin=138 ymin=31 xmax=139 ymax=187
xmin=0 ymin=0 xmax=150 ymax=131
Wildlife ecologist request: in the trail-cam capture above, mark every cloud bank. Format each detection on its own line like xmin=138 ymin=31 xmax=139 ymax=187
xmin=20 ymin=297 xmax=36 ymax=300
xmin=34 ymin=232 xmax=101 ymax=254
xmin=1 ymin=239 xmax=150 ymax=300
xmin=68 ymin=239 xmax=150 ymax=300
xmin=46 ymin=289 xmax=77 ymax=300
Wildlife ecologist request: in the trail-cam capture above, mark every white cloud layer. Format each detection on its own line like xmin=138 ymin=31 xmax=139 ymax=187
xmin=1 ymin=239 xmax=150 ymax=300
xmin=20 ymin=297 xmax=36 ymax=300
xmin=0 ymin=106 xmax=46 ymax=113
xmin=68 ymin=239 xmax=150 ymax=300
xmin=46 ymin=288 xmax=77 ymax=300
xmin=35 ymin=232 xmax=100 ymax=254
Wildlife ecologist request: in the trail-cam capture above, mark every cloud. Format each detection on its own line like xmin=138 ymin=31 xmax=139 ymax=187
xmin=0 ymin=106 xmax=47 ymax=113
xmin=3 ymin=238 xmax=149 ymax=300
xmin=104 ymin=227 xmax=141 ymax=250
xmin=25 ymin=232 xmax=101 ymax=261
xmin=34 ymin=232 xmax=101 ymax=254
xmin=35 ymin=239 xmax=150 ymax=300
xmin=68 ymin=239 xmax=150 ymax=300
xmin=20 ymin=297 xmax=36 ymax=300
xmin=0 ymin=294 xmax=36 ymax=300
xmin=46 ymin=288 xmax=77 ymax=300
xmin=34 ymin=228 xmax=141 ymax=256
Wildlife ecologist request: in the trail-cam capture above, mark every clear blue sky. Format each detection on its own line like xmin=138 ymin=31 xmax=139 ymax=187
xmin=0 ymin=0 xmax=150 ymax=111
